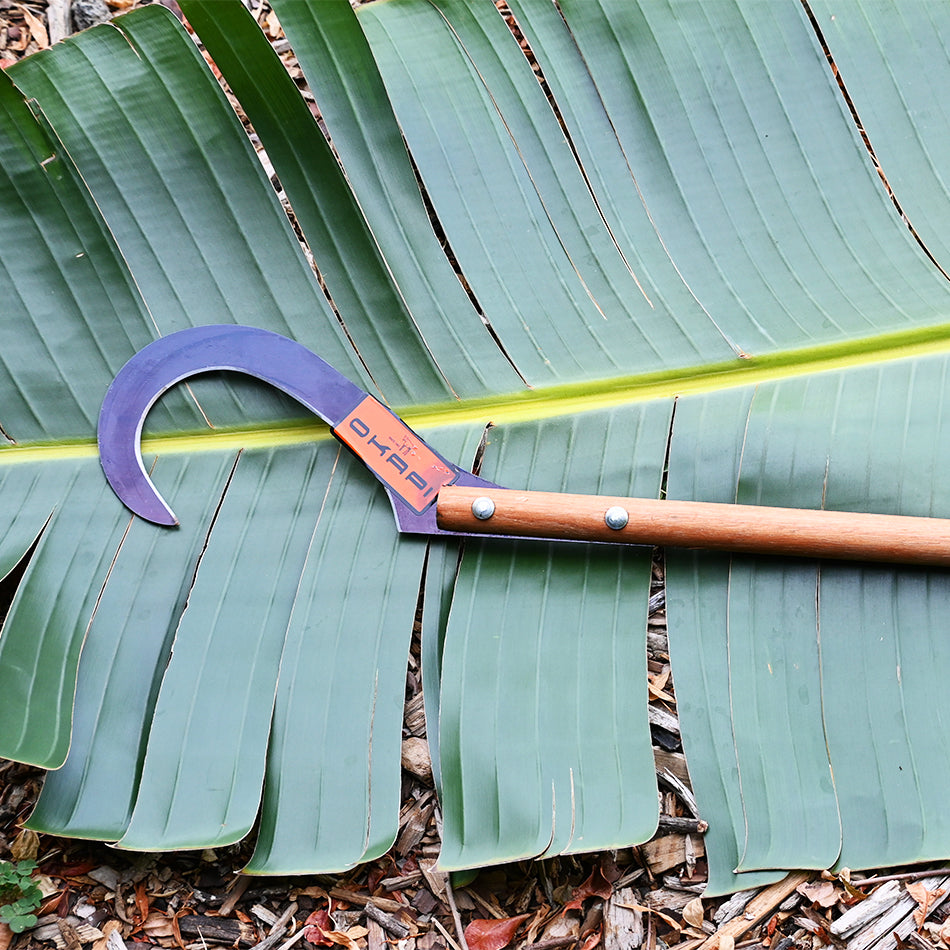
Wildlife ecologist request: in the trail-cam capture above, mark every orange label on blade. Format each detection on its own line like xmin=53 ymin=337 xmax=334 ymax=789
xmin=333 ymin=396 xmax=457 ymax=513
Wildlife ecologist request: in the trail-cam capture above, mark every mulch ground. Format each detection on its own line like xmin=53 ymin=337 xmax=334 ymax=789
xmin=5 ymin=2 xmax=950 ymax=948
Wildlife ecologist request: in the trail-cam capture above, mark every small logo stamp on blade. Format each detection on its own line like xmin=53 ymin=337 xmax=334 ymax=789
xmin=333 ymin=396 xmax=457 ymax=513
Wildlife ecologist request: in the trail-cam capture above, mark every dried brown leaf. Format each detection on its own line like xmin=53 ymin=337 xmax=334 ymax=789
xmin=141 ymin=913 xmax=177 ymax=939
xmin=295 ymin=886 xmax=331 ymax=902
xmin=563 ymin=866 xmax=613 ymax=912
xmin=682 ymin=897 xmax=704 ymax=929
xmin=797 ymin=880 xmax=839 ymax=909
xmin=321 ymin=927 xmax=365 ymax=950
xmin=906 ymin=882 xmax=945 ymax=928
xmin=578 ymin=928 xmax=602 ymax=950
xmin=20 ymin=9 xmax=47 ymax=49
xmin=647 ymin=668 xmax=675 ymax=703
xmin=463 ymin=914 xmax=530 ymax=950
xmin=303 ymin=910 xmax=335 ymax=947
xmin=523 ymin=905 xmax=551 ymax=944
xmin=615 ymin=899 xmax=681 ymax=932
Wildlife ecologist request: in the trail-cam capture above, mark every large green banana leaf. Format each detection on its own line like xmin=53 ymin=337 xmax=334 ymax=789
xmin=3 ymin=0 xmax=950 ymax=895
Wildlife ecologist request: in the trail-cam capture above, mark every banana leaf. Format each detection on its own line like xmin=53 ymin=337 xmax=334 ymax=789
xmin=2 ymin=0 xmax=950 ymax=893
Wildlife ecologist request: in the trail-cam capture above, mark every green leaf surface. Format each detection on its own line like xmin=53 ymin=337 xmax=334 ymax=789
xmin=503 ymin=0 xmax=733 ymax=352
xmin=665 ymin=390 xmax=785 ymax=896
xmin=810 ymin=0 xmax=950 ymax=273
xmin=245 ymin=451 xmax=425 ymax=873
xmin=359 ymin=0 xmax=732 ymax=383
xmin=268 ymin=0 xmax=517 ymax=398
xmin=26 ymin=452 xmax=240 ymax=840
xmin=816 ymin=358 xmax=950 ymax=869
xmin=0 ymin=71 xmax=162 ymax=443
xmin=176 ymin=0 xmax=469 ymax=406
xmin=557 ymin=0 xmax=950 ymax=352
xmin=0 ymin=466 xmax=56 ymax=579
xmin=9 ymin=8 xmax=370 ymax=426
xmin=727 ymin=380 xmax=841 ymax=873
xmin=118 ymin=444 xmax=334 ymax=850
xmin=820 ymin=566 xmax=950 ymax=870
xmin=246 ymin=423 xmax=483 ymax=874
xmin=670 ymin=357 xmax=950 ymax=881
xmin=415 ymin=425 xmax=486 ymax=803
xmin=0 ymin=459 xmax=131 ymax=768
xmin=437 ymin=404 xmax=669 ymax=868
xmin=420 ymin=537 xmax=460 ymax=802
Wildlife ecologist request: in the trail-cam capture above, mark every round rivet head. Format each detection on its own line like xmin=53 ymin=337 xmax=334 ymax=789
xmin=604 ymin=506 xmax=629 ymax=530
xmin=471 ymin=496 xmax=496 ymax=521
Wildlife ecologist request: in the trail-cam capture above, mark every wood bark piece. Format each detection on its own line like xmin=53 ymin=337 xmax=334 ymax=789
xmin=46 ymin=0 xmax=72 ymax=43
xmin=103 ymin=929 xmax=127 ymax=950
xmin=381 ymin=871 xmax=423 ymax=889
xmin=219 ymin=876 xmax=252 ymax=917
xmin=70 ymin=0 xmax=111 ymax=31
xmin=846 ymin=875 xmax=950 ymax=950
xmin=647 ymin=630 xmax=669 ymax=659
xmin=396 ymin=792 xmax=436 ymax=855
xmin=179 ymin=914 xmax=258 ymax=946
xmin=643 ymin=888 xmax=696 ymax=913
xmin=830 ymin=880 xmax=903 ymax=938
xmin=403 ymin=691 xmax=427 ymax=736
xmin=32 ymin=916 xmax=104 ymax=949
xmin=364 ymin=902 xmax=410 ymax=939
xmin=657 ymin=768 xmax=698 ymax=818
xmin=711 ymin=889 xmax=757 ymax=926
xmin=657 ymin=815 xmax=707 ymax=835
xmin=430 ymin=916 xmax=464 ymax=950
xmin=401 ymin=736 xmax=433 ymax=782
xmin=903 ymin=932 xmax=940 ymax=950
xmin=91 ymin=920 xmax=126 ymax=950
xmin=444 ymin=875 xmax=470 ymax=950
xmin=248 ymin=902 xmax=299 ymax=950
xmin=523 ymin=938 xmax=582 ymax=950
xmin=249 ymin=927 xmax=294 ymax=950
xmin=327 ymin=888 xmax=403 ymax=915
xmin=251 ymin=905 xmax=280 ymax=928
xmin=698 ymin=872 xmax=811 ymax=948
xmin=653 ymin=750 xmax=690 ymax=786
xmin=419 ymin=857 xmax=448 ymax=902
xmin=640 ymin=834 xmax=706 ymax=875
xmin=366 ymin=920 xmax=387 ymax=950
xmin=647 ymin=705 xmax=680 ymax=737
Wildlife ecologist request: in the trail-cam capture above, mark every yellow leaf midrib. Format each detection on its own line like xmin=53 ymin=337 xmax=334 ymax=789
xmin=5 ymin=322 xmax=950 ymax=465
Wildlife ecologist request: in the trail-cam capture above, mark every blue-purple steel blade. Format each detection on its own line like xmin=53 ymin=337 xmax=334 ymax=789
xmin=97 ymin=325 xmax=494 ymax=530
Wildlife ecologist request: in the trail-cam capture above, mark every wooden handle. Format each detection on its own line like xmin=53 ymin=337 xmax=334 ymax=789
xmin=436 ymin=486 xmax=950 ymax=566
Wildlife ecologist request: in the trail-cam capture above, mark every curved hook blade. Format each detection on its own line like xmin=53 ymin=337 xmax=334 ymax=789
xmin=98 ymin=325 xmax=465 ymax=526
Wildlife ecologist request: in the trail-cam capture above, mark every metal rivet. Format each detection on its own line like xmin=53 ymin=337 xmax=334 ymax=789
xmin=604 ymin=506 xmax=629 ymax=530
xmin=471 ymin=496 xmax=496 ymax=521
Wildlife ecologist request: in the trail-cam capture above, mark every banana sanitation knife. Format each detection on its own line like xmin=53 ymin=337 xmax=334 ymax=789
xmin=99 ymin=325 xmax=950 ymax=566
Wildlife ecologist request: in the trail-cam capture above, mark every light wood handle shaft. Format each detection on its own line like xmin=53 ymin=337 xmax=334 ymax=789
xmin=436 ymin=486 xmax=950 ymax=566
